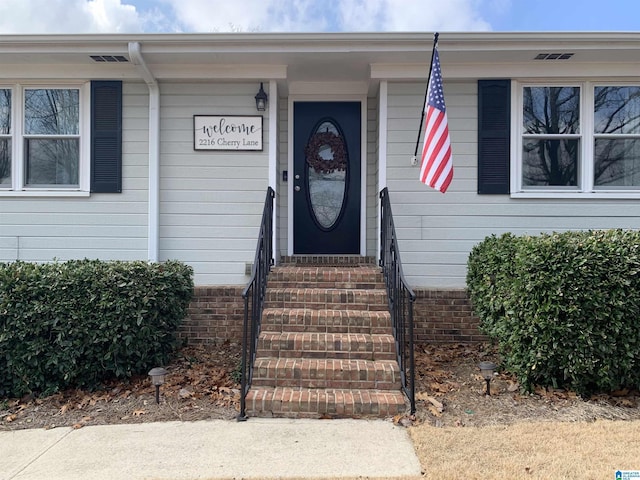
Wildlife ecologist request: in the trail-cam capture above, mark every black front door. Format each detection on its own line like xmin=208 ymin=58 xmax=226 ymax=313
xmin=293 ymin=101 xmax=361 ymax=254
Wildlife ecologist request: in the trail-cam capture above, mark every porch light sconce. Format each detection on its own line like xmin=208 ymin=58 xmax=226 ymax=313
xmin=478 ymin=361 xmax=497 ymax=396
xmin=148 ymin=367 xmax=168 ymax=404
xmin=255 ymin=82 xmax=268 ymax=111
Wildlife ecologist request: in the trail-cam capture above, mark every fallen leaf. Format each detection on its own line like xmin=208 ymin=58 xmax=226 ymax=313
xmin=393 ymin=414 xmax=415 ymax=426
xmin=5 ymin=414 xmax=17 ymax=422
xmin=72 ymin=423 xmax=83 ymax=430
xmin=179 ymin=387 xmax=194 ymax=399
xmin=427 ymin=405 xmax=442 ymax=417
xmin=618 ymin=398 xmax=635 ymax=408
xmin=392 ymin=413 xmax=405 ymax=425
xmin=133 ymin=409 xmax=146 ymax=416
xmin=611 ymin=388 xmax=630 ymax=397
xmin=534 ymin=386 xmax=550 ymax=397
xmin=399 ymin=416 xmax=414 ymax=427
xmin=424 ymin=396 xmax=444 ymax=413
xmin=429 ymin=382 xmax=451 ymax=393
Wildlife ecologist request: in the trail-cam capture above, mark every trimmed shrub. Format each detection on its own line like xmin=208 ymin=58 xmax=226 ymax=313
xmin=467 ymin=230 xmax=640 ymax=395
xmin=0 ymin=260 xmax=193 ymax=398
xmin=466 ymin=233 xmax=519 ymax=339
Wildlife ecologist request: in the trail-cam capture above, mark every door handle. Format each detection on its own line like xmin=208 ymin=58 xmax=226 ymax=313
xmin=294 ymin=186 xmax=301 ymax=192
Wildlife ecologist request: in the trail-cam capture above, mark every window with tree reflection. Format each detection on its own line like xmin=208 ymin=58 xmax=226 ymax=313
xmin=522 ymin=86 xmax=580 ymax=187
xmin=518 ymin=84 xmax=640 ymax=193
xmin=594 ymin=86 xmax=640 ymax=188
xmin=0 ymin=89 xmax=10 ymax=185
xmin=0 ymin=86 xmax=81 ymax=191
xmin=24 ymin=89 xmax=80 ymax=187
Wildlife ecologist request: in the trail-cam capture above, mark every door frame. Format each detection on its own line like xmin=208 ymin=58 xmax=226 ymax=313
xmin=287 ymin=93 xmax=368 ymax=256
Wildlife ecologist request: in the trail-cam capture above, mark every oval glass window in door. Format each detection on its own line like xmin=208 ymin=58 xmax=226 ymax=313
xmin=304 ymin=121 xmax=348 ymax=230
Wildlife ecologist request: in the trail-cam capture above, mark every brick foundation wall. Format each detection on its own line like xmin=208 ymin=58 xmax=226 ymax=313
xmin=180 ymin=286 xmax=486 ymax=345
xmin=178 ymin=286 xmax=245 ymax=345
xmin=413 ymin=289 xmax=487 ymax=343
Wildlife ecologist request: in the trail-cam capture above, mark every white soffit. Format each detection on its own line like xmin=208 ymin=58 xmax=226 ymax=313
xmin=1 ymin=32 xmax=640 ymax=82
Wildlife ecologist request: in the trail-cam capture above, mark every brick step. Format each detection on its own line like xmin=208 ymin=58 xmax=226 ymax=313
xmin=257 ymin=332 xmax=396 ymax=361
xmin=252 ymin=358 xmax=401 ymax=389
xmin=265 ymin=288 xmax=388 ymax=310
xmin=246 ymin=386 xmax=407 ymax=419
xmin=261 ymin=308 xmax=391 ymax=334
xmin=279 ymin=256 xmax=376 ymax=266
xmin=268 ymin=265 xmax=384 ymax=289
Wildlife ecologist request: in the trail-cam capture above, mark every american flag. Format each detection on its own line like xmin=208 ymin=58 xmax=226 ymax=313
xmin=419 ymin=47 xmax=453 ymax=193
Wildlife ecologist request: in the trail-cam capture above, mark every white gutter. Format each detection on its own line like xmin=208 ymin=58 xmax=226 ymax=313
xmin=128 ymin=42 xmax=160 ymax=263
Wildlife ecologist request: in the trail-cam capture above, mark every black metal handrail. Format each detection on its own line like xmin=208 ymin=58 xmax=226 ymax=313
xmin=238 ymin=187 xmax=275 ymax=421
xmin=379 ymin=187 xmax=416 ymax=414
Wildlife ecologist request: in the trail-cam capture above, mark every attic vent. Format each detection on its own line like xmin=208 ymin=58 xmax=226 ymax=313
xmin=534 ymin=53 xmax=574 ymax=60
xmin=90 ymin=55 xmax=129 ymax=63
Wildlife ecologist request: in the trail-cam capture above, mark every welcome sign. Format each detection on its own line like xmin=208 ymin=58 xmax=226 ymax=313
xmin=194 ymin=115 xmax=263 ymax=151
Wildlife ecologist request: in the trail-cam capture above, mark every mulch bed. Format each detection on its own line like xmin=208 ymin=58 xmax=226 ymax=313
xmin=2 ymin=342 xmax=639 ymax=430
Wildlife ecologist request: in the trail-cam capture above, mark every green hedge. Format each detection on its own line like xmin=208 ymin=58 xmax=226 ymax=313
xmin=467 ymin=230 xmax=640 ymax=395
xmin=0 ymin=260 xmax=193 ymax=398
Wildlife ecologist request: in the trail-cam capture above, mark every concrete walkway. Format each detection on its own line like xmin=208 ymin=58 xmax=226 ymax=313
xmin=1 ymin=418 xmax=422 ymax=480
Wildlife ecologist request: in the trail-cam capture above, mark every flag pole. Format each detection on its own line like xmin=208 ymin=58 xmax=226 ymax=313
xmin=412 ymin=32 xmax=439 ymax=162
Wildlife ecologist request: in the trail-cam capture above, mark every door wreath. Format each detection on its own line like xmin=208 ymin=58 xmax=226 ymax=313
xmin=304 ymin=131 xmax=347 ymax=174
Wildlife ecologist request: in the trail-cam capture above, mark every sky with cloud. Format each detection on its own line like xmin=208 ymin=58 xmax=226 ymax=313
xmin=0 ymin=0 xmax=638 ymax=34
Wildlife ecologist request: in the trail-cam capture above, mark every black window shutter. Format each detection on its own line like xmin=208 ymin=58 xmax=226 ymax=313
xmin=478 ymin=79 xmax=511 ymax=194
xmin=91 ymin=81 xmax=122 ymax=193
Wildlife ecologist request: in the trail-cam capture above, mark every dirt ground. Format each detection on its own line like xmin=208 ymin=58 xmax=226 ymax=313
xmin=0 ymin=342 xmax=242 ymax=431
xmin=410 ymin=342 xmax=640 ymax=428
xmin=2 ymin=342 xmax=639 ymax=431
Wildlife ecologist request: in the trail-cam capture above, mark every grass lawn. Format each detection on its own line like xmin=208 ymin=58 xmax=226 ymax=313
xmin=409 ymin=419 xmax=640 ymax=479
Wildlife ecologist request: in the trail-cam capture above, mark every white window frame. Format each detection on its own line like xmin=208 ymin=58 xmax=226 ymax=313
xmin=511 ymin=80 xmax=640 ymax=199
xmin=0 ymin=86 xmax=11 ymax=189
xmin=0 ymin=82 xmax=90 ymax=197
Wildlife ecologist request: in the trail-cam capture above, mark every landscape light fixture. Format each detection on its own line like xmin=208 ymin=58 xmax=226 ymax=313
xmin=255 ymin=82 xmax=268 ymax=111
xmin=478 ymin=361 xmax=497 ymax=396
xmin=148 ymin=367 xmax=168 ymax=404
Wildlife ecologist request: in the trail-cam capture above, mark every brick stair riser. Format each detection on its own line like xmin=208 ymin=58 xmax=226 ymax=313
xmin=268 ymin=281 xmax=383 ymax=289
xmin=246 ymin=387 xmax=406 ymax=419
xmin=265 ymin=289 xmax=388 ymax=311
xmin=251 ymin=358 xmax=401 ymax=390
xmin=269 ymin=267 xmax=384 ymax=290
xmin=261 ymin=308 xmax=392 ymax=335
xmin=257 ymin=333 xmax=397 ymax=361
xmin=279 ymin=256 xmax=376 ymax=266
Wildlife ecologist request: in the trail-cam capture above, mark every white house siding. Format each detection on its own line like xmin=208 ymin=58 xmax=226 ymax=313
xmin=157 ymin=82 xmax=270 ymax=285
xmin=366 ymin=96 xmax=379 ymax=257
xmin=0 ymin=82 xmax=148 ymax=263
xmin=277 ymin=96 xmax=288 ymax=260
xmin=386 ymin=81 xmax=640 ymax=289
